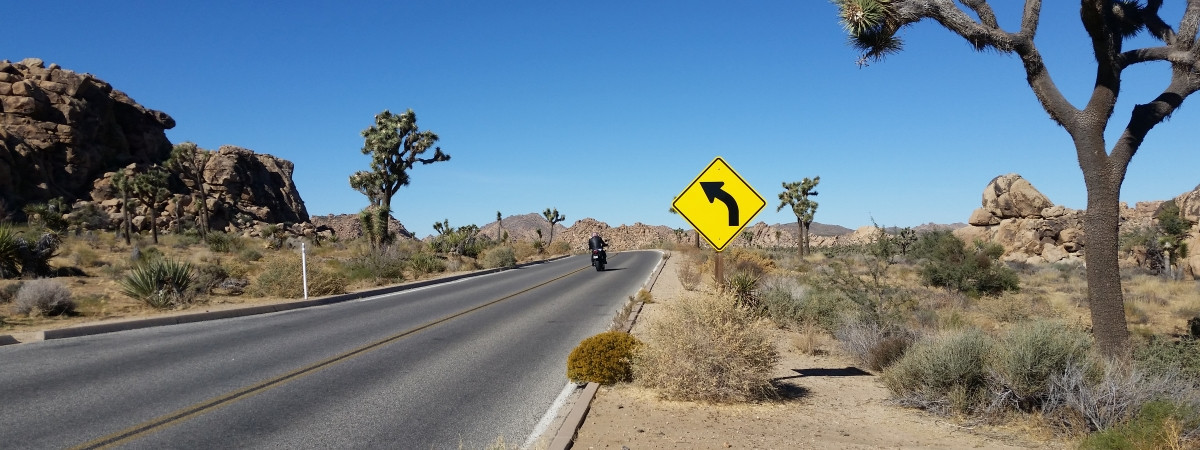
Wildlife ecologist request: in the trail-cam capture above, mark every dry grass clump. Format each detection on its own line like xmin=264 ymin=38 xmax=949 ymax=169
xmin=1044 ymin=360 xmax=1200 ymax=445
xmin=249 ymin=253 xmax=346 ymax=298
xmin=677 ymin=255 xmax=703 ymax=291
xmin=13 ymin=279 xmax=75 ymax=316
xmin=633 ymin=293 xmax=779 ymax=403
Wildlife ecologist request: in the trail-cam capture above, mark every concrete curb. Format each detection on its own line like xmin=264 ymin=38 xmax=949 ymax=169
xmin=547 ymin=250 xmax=666 ymax=450
xmin=1 ymin=255 xmax=572 ymax=345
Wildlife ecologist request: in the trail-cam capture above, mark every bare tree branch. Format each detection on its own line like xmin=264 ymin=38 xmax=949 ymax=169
xmin=960 ymin=0 xmax=999 ymax=28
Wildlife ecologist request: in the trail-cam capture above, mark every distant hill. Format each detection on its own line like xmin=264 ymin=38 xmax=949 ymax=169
xmin=770 ymin=222 xmax=854 ymax=237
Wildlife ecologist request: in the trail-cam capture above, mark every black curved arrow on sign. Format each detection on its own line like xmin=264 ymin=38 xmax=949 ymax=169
xmin=700 ymin=181 xmax=739 ymax=226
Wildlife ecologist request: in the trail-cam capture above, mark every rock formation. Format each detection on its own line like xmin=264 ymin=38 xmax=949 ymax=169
xmin=310 ymin=213 xmax=413 ymax=241
xmin=957 ymin=174 xmax=1086 ymax=265
xmin=1 ymin=58 xmax=173 ymax=212
xmin=954 ymin=173 xmax=1200 ymax=279
xmin=201 ymin=145 xmax=309 ymax=228
xmin=2 ymin=59 xmax=311 ymax=235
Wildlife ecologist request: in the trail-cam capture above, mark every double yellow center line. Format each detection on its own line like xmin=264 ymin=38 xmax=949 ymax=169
xmin=73 ymin=262 xmax=593 ymax=449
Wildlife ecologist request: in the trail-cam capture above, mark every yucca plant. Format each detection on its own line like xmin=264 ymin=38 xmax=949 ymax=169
xmin=121 ymin=259 xmax=195 ymax=308
xmin=728 ymin=270 xmax=761 ymax=310
xmin=0 ymin=225 xmax=18 ymax=278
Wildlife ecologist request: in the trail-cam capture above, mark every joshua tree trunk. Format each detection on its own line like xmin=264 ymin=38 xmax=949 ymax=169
xmin=1080 ymin=138 xmax=1130 ymax=359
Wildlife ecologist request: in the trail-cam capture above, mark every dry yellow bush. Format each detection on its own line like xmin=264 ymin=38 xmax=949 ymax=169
xmin=633 ymin=293 xmax=779 ymax=402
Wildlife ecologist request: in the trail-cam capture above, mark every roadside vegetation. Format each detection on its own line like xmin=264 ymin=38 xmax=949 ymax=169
xmin=0 ymin=217 xmax=565 ymax=333
xmin=570 ymin=227 xmax=1200 ymax=448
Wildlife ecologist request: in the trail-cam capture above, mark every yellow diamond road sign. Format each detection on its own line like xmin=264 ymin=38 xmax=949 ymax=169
xmin=672 ymin=157 xmax=765 ymax=252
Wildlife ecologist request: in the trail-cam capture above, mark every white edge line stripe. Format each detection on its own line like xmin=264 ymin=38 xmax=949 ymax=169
xmin=523 ymin=382 xmax=579 ymax=449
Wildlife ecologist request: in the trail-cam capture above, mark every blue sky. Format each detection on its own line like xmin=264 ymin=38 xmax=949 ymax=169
xmin=7 ymin=2 xmax=1198 ymax=236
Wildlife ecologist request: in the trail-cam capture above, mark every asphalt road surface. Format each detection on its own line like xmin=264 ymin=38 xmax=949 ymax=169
xmin=0 ymin=250 xmax=662 ymax=449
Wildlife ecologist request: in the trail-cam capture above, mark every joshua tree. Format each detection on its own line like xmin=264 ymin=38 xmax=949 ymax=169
xmin=112 ymin=169 xmax=135 ymax=245
xmin=358 ymin=205 xmax=390 ymax=249
xmin=542 ymin=207 xmax=565 ymax=245
xmin=831 ymin=0 xmax=1200 ymax=358
xmin=496 ymin=211 xmax=503 ymax=241
xmin=896 ymin=227 xmax=918 ymax=257
xmin=777 ymin=177 xmax=820 ymax=257
xmin=350 ymin=109 xmax=450 ymax=241
xmin=166 ymin=142 xmax=212 ymax=238
xmin=130 ymin=166 xmax=171 ymax=244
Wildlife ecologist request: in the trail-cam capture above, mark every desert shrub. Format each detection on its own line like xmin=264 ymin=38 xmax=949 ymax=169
xmin=1135 ymin=337 xmax=1200 ymax=382
xmin=1079 ymin=399 xmax=1199 ymax=450
xmin=549 ymin=240 xmax=570 ymax=255
xmin=238 ymin=246 xmax=263 ymax=262
xmin=0 ymin=281 xmax=21 ymax=303
xmin=835 ymin=316 xmax=916 ymax=371
xmin=205 ymin=231 xmax=240 ymax=253
xmin=71 ymin=247 xmax=103 ymax=268
xmin=407 ymin=252 xmax=446 ymax=275
xmin=341 ymin=247 xmax=407 ymax=283
xmin=809 ymin=257 xmax=912 ymax=326
xmin=677 ymin=257 xmax=702 ymax=291
xmin=131 ymin=246 xmax=164 ymax=265
xmin=120 ymin=259 xmax=195 ymax=308
xmin=988 ymin=320 xmax=1092 ymax=411
xmin=882 ymin=327 xmax=992 ymax=414
xmin=566 ymin=331 xmax=642 ymax=385
xmin=633 ymin=293 xmax=779 ymax=402
xmin=13 ymin=279 xmax=75 ymax=316
xmin=914 ymin=231 xmax=1019 ymax=297
xmin=1045 ymin=361 xmax=1200 ymax=440
xmin=758 ymin=276 xmax=846 ymax=331
xmin=480 ymin=246 xmax=517 ymax=269
xmin=511 ymin=241 xmax=540 ymax=261
xmin=251 ymin=255 xmax=346 ymax=298
xmin=724 ymin=247 xmax=774 ymax=277
xmin=191 ymin=261 xmax=229 ymax=296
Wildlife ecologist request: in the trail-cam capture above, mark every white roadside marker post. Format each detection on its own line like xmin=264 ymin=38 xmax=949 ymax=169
xmin=302 ymin=242 xmax=309 ymax=299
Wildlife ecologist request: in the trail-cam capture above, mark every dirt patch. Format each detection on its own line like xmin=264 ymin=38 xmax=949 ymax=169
xmin=573 ymin=253 xmax=1070 ymax=449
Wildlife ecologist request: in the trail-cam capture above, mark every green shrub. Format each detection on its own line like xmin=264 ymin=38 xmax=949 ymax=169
xmin=341 ymin=247 xmax=407 ymax=283
xmin=633 ymin=293 xmax=779 ymax=402
xmin=407 ymin=252 xmax=445 ymax=275
xmin=1135 ymin=337 xmax=1200 ymax=382
xmin=480 ymin=246 xmax=517 ymax=269
xmin=566 ymin=331 xmax=642 ymax=385
xmin=989 ymin=320 xmax=1092 ymax=411
xmin=914 ymin=231 xmax=1018 ymax=297
xmin=120 ymin=259 xmax=195 ymax=308
xmin=1080 ymin=400 xmax=1199 ymax=450
xmin=205 ymin=231 xmax=240 ymax=253
xmin=250 ymin=255 xmax=346 ymax=298
xmin=14 ymin=279 xmax=75 ymax=316
xmin=727 ymin=270 xmax=760 ymax=309
xmin=237 ymin=247 xmax=263 ymax=262
xmin=191 ymin=262 xmax=229 ymax=296
xmin=882 ymin=327 xmax=992 ymax=414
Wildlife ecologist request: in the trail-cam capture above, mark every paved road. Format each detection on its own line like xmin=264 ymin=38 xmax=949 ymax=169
xmin=0 ymin=250 xmax=662 ymax=449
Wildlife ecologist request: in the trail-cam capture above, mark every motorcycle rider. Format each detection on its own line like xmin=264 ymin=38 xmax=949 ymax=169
xmin=588 ymin=232 xmax=607 ymax=264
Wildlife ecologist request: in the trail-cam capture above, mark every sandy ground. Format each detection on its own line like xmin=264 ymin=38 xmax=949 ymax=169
xmin=572 ymin=253 xmax=1070 ymax=449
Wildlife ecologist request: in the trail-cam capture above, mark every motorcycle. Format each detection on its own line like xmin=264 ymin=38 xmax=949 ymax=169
xmin=591 ymin=248 xmax=607 ymax=271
